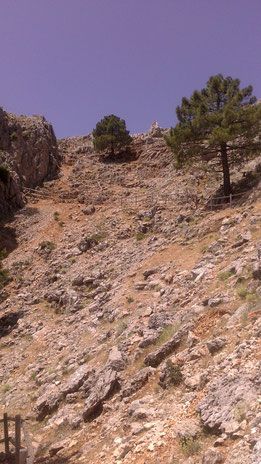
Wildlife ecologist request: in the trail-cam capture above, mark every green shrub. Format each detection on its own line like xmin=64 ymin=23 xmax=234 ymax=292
xmin=180 ymin=437 xmax=201 ymax=456
xmin=165 ymin=359 xmax=183 ymax=386
xmin=155 ymin=325 xmax=178 ymax=346
xmin=116 ymin=320 xmax=128 ymax=337
xmin=0 ymin=248 xmax=7 ymax=260
xmin=136 ymin=231 xmax=146 ymax=241
xmin=0 ymin=268 xmax=10 ymax=289
xmin=2 ymin=384 xmax=11 ymax=393
xmin=30 ymin=372 xmax=37 ymax=381
xmin=53 ymin=211 xmax=60 ymax=221
xmin=234 ymin=401 xmax=247 ymax=422
xmin=39 ymin=241 xmax=56 ymax=252
xmin=245 ymin=292 xmax=258 ymax=303
xmin=89 ymin=232 xmax=107 ymax=243
xmin=218 ymin=269 xmax=235 ymax=281
xmin=200 ymin=244 xmax=209 ymax=253
xmin=237 ymin=285 xmax=248 ymax=299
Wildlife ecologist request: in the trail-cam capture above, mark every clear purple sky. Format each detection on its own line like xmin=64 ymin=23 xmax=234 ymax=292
xmin=0 ymin=0 xmax=260 ymax=138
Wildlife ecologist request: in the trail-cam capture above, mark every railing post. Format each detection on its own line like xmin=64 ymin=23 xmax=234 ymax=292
xmin=3 ymin=413 xmax=10 ymax=457
xmin=19 ymin=449 xmax=27 ymax=464
xmin=15 ymin=415 xmax=21 ymax=464
xmin=22 ymin=422 xmax=35 ymax=464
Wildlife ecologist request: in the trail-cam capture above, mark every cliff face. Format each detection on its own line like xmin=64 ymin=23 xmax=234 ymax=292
xmin=0 ymin=108 xmax=61 ymax=216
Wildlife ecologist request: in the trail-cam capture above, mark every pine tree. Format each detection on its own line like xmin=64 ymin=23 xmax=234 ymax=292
xmin=166 ymin=74 xmax=261 ymax=195
xmin=92 ymin=114 xmax=132 ymax=157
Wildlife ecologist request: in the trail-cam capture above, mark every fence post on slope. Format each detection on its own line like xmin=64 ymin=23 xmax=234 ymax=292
xmin=22 ymin=422 xmax=35 ymax=464
xmin=3 ymin=413 xmax=10 ymax=457
xmin=15 ymin=415 xmax=21 ymax=464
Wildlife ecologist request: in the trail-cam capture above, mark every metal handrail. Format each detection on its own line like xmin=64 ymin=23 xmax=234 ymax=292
xmin=0 ymin=414 xmax=34 ymax=464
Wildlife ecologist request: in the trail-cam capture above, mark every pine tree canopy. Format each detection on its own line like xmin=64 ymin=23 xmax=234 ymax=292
xmin=92 ymin=114 xmax=132 ymax=156
xmin=166 ymin=74 xmax=261 ymax=195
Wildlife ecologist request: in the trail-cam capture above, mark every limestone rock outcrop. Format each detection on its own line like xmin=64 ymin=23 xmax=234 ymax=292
xmin=0 ymin=107 xmax=61 ymax=215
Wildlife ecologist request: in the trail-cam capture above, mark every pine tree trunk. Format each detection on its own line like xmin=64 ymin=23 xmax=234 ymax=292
xmin=220 ymin=143 xmax=231 ymax=196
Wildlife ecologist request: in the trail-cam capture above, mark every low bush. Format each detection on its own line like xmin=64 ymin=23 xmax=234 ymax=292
xmin=155 ymin=325 xmax=177 ymax=346
xmin=0 ymin=268 xmax=10 ymax=289
xmin=180 ymin=437 xmax=201 ymax=456
xmin=116 ymin=320 xmax=128 ymax=337
xmin=0 ymin=248 xmax=7 ymax=260
xmin=53 ymin=211 xmax=60 ymax=221
xmin=218 ymin=269 xmax=235 ymax=281
xmin=2 ymin=384 xmax=11 ymax=393
xmin=39 ymin=241 xmax=56 ymax=252
xmin=136 ymin=231 xmax=146 ymax=241
xmin=89 ymin=232 xmax=107 ymax=243
xmin=165 ymin=359 xmax=183 ymax=386
xmin=237 ymin=285 xmax=248 ymax=299
xmin=236 ymin=285 xmax=257 ymax=301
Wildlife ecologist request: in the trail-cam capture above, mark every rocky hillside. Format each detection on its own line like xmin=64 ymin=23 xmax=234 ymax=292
xmin=0 ymin=108 xmax=60 ymax=216
xmin=0 ymin=127 xmax=260 ymax=464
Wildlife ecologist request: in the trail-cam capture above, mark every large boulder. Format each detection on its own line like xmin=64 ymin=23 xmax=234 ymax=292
xmin=35 ymin=366 xmax=91 ymax=421
xmin=107 ymin=346 xmax=125 ymax=371
xmin=82 ymin=367 xmax=120 ymax=422
xmin=61 ymin=365 xmax=92 ymax=396
xmin=202 ymin=448 xmax=225 ymax=464
xmin=144 ymin=326 xmax=189 ymax=367
xmin=198 ymin=363 xmax=260 ymax=434
xmin=121 ymin=367 xmax=153 ymax=398
xmin=35 ymin=386 xmax=62 ymax=421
